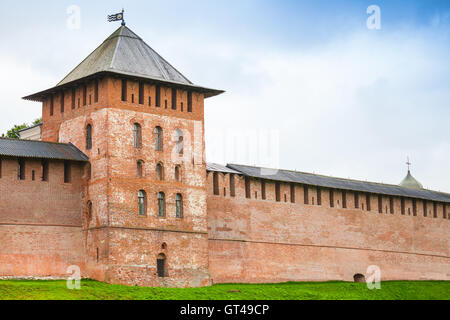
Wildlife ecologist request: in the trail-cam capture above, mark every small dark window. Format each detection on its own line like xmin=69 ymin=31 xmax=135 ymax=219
xmin=64 ymin=161 xmax=71 ymax=183
xmin=172 ymin=88 xmax=177 ymax=110
xmin=72 ymin=88 xmax=76 ymax=109
xmin=0 ymin=158 xmax=2 ymax=178
xmin=149 ymin=96 xmax=152 ymax=106
xmin=86 ymin=124 xmax=92 ymax=150
xmin=261 ymin=180 xmax=266 ymax=200
xmin=390 ymin=197 xmax=394 ymax=214
xmin=246 ymin=177 xmax=252 ymax=199
xmin=187 ymin=91 xmax=193 ymax=112
xmin=82 ymin=84 xmax=87 ymax=106
xmin=330 ymin=190 xmax=334 ymax=208
xmin=317 ymin=187 xmax=322 ymax=205
xmin=133 ymin=123 xmax=142 ymax=148
xmin=138 ymin=190 xmax=147 ymax=216
xmin=423 ymin=201 xmax=427 ymax=217
xmin=50 ymin=95 xmax=54 ymax=116
xmin=121 ymin=79 xmax=127 ymax=101
xmin=32 ymin=170 xmax=35 ymax=181
xmin=174 ymin=165 xmax=181 ymax=182
xmin=354 ymin=274 xmax=366 ymax=283
xmin=230 ymin=174 xmax=236 ymax=197
xmin=158 ymin=192 xmax=165 ymax=217
xmin=154 ymin=126 xmax=163 ymax=151
xmin=164 ymin=100 xmax=168 ymax=108
xmin=176 ymin=194 xmax=183 ymax=218
xmin=181 ymin=102 xmax=184 ymax=112
xmin=444 ymin=204 xmax=447 ymax=219
xmin=89 ymin=95 xmax=92 ymax=105
xmin=41 ymin=160 xmax=49 ymax=181
xmin=342 ymin=191 xmax=347 ymax=209
xmin=355 ymin=193 xmax=359 ymax=209
xmin=213 ymin=172 xmax=219 ymax=195
xmin=378 ymin=195 xmax=383 ymax=213
xmin=275 ymin=182 xmax=281 ymax=202
xmin=401 ymin=198 xmax=405 ymax=215
xmin=304 ymin=186 xmax=309 ymax=205
xmin=139 ymin=82 xmax=144 ymax=105
xmin=157 ymin=254 xmax=166 ymax=277
xmin=18 ymin=158 xmax=25 ymax=180
xmin=87 ymin=201 xmax=93 ymax=220
xmin=94 ymin=80 xmax=99 ymax=103
xmin=433 ymin=202 xmax=437 ymax=218
xmin=60 ymin=91 xmax=65 ymax=113
xmin=412 ymin=199 xmax=417 ymax=216
xmin=131 ymin=94 xmax=134 ymax=103
xmin=156 ymin=163 xmax=164 ymax=181
xmin=290 ymin=183 xmax=295 ymax=203
xmin=366 ymin=194 xmax=371 ymax=211
xmin=137 ymin=161 xmax=144 ymax=178
xmin=155 ymin=85 xmax=161 ymax=107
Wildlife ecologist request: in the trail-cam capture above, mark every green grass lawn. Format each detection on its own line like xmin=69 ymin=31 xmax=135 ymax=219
xmin=0 ymin=280 xmax=448 ymax=300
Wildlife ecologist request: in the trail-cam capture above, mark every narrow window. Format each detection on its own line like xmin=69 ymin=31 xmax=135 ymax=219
xmin=317 ymin=187 xmax=322 ymax=205
xmin=246 ymin=177 xmax=252 ymax=199
xmin=50 ymin=95 xmax=54 ymax=116
xmin=155 ymin=85 xmax=161 ymax=107
xmin=187 ymin=91 xmax=192 ymax=112
xmin=157 ymin=254 xmax=166 ymax=277
xmin=82 ymin=84 xmax=87 ymax=106
xmin=412 ymin=199 xmax=417 ymax=216
xmin=18 ymin=158 xmax=25 ymax=180
xmin=60 ymin=91 xmax=65 ymax=113
xmin=156 ymin=163 xmax=164 ymax=181
xmin=72 ymin=88 xmax=76 ymax=109
xmin=330 ymin=189 xmax=334 ymax=208
xmin=133 ymin=123 xmax=142 ymax=148
xmin=164 ymin=100 xmax=168 ymax=108
xmin=86 ymin=125 xmax=92 ymax=150
xmin=87 ymin=201 xmax=93 ymax=220
xmin=261 ymin=180 xmax=266 ymax=200
xmin=175 ymin=129 xmax=184 ymax=155
xmin=366 ymin=194 xmax=371 ymax=211
xmin=94 ymin=80 xmax=99 ymax=103
xmin=139 ymin=82 xmax=144 ymax=105
xmin=401 ymin=198 xmax=405 ymax=215
xmin=41 ymin=160 xmax=49 ymax=181
xmin=176 ymin=194 xmax=183 ymax=218
xmin=181 ymin=102 xmax=184 ymax=112
xmin=342 ymin=191 xmax=347 ymax=208
xmin=64 ymin=161 xmax=71 ymax=183
xmin=138 ymin=190 xmax=147 ymax=216
xmin=444 ymin=204 xmax=447 ymax=219
xmin=290 ymin=183 xmax=295 ymax=203
xmin=32 ymin=170 xmax=35 ymax=181
xmin=0 ymin=158 xmax=2 ymax=178
xmin=158 ymin=192 xmax=165 ymax=217
xmin=213 ymin=172 xmax=219 ymax=195
xmin=174 ymin=165 xmax=181 ymax=182
xmin=149 ymin=96 xmax=152 ymax=106
xmin=433 ymin=202 xmax=437 ymax=218
xmin=131 ymin=94 xmax=134 ymax=103
xmin=304 ymin=185 xmax=309 ymax=205
xmin=154 ymin=126 xmax=163 ymax=151
xmin=96 ymin=248 xmax=99 ymax=263
xmin=378 ymin=195 xmax=383 ymax=213
xmin=275 ymin=182 xmax=281 ymax=202
xmin=172 ymin=88 xmax=177 ymax=110
xmin=390 ymin=196 xmax=394 ymax=214
xmin=137 ymin=161 xmax=143 ymax=178
xmin=355 ymin=193 xmax=359 ymax=209
xmin=121 ymin=79 xmax=127 ymax=101
xmin=230 ymin=174 xmax=236 ymax=197
xmin=423 ymin=201 xmax=428 ymax=217
xmin=89 ymin=95 xmax=92 ymax=105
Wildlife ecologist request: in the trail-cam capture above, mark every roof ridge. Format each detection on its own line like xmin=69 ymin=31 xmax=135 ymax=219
xmin=0 ymin=137 xmax=75 ymax=147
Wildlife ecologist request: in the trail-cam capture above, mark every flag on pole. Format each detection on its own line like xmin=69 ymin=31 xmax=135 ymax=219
xmin=108 ymin=10 xmax=125 ymax=25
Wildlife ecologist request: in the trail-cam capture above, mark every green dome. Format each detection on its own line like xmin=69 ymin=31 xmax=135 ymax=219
xmin=399 ymin=170 xmax=423 ymax=189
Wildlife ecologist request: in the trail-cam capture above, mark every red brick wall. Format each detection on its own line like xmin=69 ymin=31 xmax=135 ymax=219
xmin=0 ymin=157 xmax=86 ymax=278
xmin=206 ymin=173 xmax=449 ymax=283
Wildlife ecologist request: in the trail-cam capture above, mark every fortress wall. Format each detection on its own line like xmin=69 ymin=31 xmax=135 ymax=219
xmin=0 ymin=158 xmax=86 ymax=278
xmin=207 ymin=172 xmax=449 ymax=283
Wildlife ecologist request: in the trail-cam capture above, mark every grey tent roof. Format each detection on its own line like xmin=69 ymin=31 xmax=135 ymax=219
xmin=207 ymin=163 xmax=241 ymax=174
xmin=23 ymin=26 xmax=224 ymax=101
xmin=223 ymin=164 xmax=450 ymax=203
xmin=0 ymin=138 xmax=88 ymax=162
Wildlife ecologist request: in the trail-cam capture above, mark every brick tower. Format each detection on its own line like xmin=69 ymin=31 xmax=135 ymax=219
xmin=24 ymin=26 xmax=223 ymax=287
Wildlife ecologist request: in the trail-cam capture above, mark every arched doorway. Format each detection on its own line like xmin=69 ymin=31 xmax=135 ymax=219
xmin=157 ymin=253 xmax=166 ymax=278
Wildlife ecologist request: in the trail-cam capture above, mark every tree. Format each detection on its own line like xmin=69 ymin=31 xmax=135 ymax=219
xmin=1 ymin=118 xmax=42 ymax=139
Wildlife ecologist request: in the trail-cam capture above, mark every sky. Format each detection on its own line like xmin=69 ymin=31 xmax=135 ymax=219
xmin=0 ymin=0 xmax=449 ymax=192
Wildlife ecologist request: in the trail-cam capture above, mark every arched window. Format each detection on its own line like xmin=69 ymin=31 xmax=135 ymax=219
xmin=86 ymin=201 xmax=93 ymax=221
xmin=174 ymin=165 xmax=181 ymax=182
xmin=137 ymin=160 xmax=144 ymax=178
xmin=175 ymin=129 xmax=184 ymax=155
xmin=175 ymin=194 xmax=183 ymax=218
xmin=138 ymin=190 xmax=147 ymax=216
xmin=86 ymin=124 xmax=92 ymax=150
xmin=156 ymin=163 xmax=164 ymax=181
xmin=157 ymin=253 xmax=166 ymax=278
xmin=157 ymin=192 xmax=165 ymax=217
xmin=133 ymin=123 xmax=142 ymax=148
xmin=154 ymin=126 xmax=163 ymax=151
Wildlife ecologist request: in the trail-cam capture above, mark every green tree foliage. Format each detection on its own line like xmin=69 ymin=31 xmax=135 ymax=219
xmin=1 ymin=118 xmax=42 ymax=139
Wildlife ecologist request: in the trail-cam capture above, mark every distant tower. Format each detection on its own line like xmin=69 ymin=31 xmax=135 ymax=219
xmin=24 ymin=25 xmax=223 ymax=287
xmin=399 ymin=157 xmax=423 ymax=189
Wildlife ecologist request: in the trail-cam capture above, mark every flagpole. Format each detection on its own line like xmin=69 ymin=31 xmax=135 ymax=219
xmin=121 ymin=9 xmax=125 ymax=26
